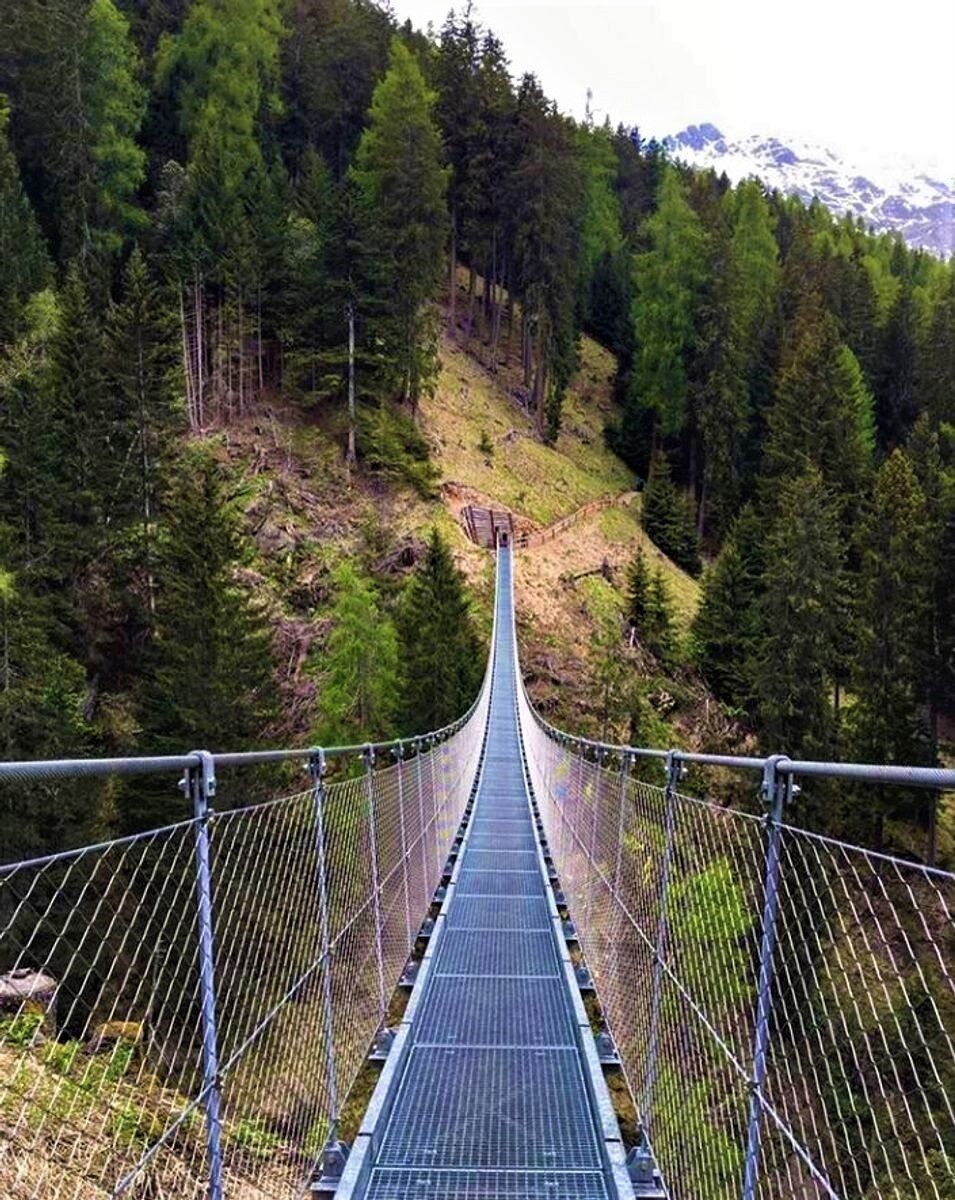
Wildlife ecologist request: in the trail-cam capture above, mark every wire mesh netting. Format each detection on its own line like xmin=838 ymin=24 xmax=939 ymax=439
xmin=0 ymin=682 xmax=488 ymax=1199
xmin=517 ymin=686 xmax=955 ymax=1200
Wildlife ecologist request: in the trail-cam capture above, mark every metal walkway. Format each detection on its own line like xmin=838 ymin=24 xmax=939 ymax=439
xmin=340 ymin=545 xmax=633 ymax=1200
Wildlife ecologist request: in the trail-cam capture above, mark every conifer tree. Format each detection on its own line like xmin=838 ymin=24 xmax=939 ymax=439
xmin=642 ymin=454 xmax=702 ymax=576
xmin=316 ymin=562 xmax=399 ymax=746
xmin=692 ymin=507 xmax=763 ymax=709
xmin=105 ymin=248 xmax=179 ymax=613
xmin=281 ymin=0 xmax=394 ymax=179
xmin=139 ymin=452 xmax=274 ymax=760
xmin=752 ymin=467 xmax=845 ymax=757
xmin=918 ymin=265 xmax=955 ymax=429
xmin=3 ymin=0 xmax=145 ymax=263
xmin=0 ymin=96 xmax=51 ymax=344
xmin=398 ymin=529 xmax=484 ymax=734
xmin=874 ymin=282 xmax=919 ymax=450
xmin=434 ymin=5 xmax=483 ymax=334
xmin=42 ymin=265 xmax=112 ymax=612
xmin=351 ymin=39 xmax=448 ymax=414
xmin=156 ymin=0 xmax=285 ymax=418
xmin=508 ymin=75 xmax=584 ymax=441
xmin=765 ymin=312 xmax=874 ymax=516
xmin=851 ymin=450 xmax=933 ymax=768
xmin=644 ymin=567 xmax=676 ymax=662
xmin=84 ymin=0 xmax=148 ymax=258
xmin=626 ymin=549 xmax=652 ymax=632
xmin=629 ymin=166 xmax=709 ymax=443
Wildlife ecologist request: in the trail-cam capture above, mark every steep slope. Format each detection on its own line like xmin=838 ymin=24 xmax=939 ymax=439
xmin=212 ymin=322 xmax=703 ymax=748
xmin=664 ymin=122 xmax=954 ymax=257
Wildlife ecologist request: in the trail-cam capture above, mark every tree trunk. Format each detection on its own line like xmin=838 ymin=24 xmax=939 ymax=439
xmin=194 ymin=272 xmax=204 ymax=431
xmin=489 ymin=253 xmax=504 ymax=373
xmin=137 ymin=327 xmax=156 ymax=616
xmin=467 ymin=266 xmax=477 ymax=343
xmin=346 ymin=303 xmax=357 ymax=473
xmin=179 ymin=286 xmax=196 ymax=431
xmin=257 ymin=280 xmax=264 ymax=394
xmin=449 ymin=213 xmax=457 ymax=337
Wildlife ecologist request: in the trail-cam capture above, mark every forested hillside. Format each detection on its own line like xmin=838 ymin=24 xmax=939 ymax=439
xmin=0 ymin=0 xmax=952 ymax=863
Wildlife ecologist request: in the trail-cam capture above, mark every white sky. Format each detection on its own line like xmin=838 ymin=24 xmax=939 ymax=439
xmin=394 ymin=0 xmax=955 ymax=175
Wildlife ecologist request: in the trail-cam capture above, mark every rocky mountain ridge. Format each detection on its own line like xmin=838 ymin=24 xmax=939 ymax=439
xmin=663 ymin=122 xmax=954 ymax=258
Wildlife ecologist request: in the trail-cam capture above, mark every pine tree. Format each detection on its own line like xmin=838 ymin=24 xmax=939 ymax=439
xmin=83 ymin=0 xmax=148 ymax=258
xmin=644 ymin=567 xmax=676 ymax=662
xmin=626 ymin=549 xmax=652 ymax=633
xmin=918 ymin=264 xmax=955 ymax=429
xmin=642 ymin=454 xmax=702 ymax=576
xmin=852 ymin=451 xmax=933 ymax=764
xmin=629 ymin=165 xmax=709 ymax=442
xmin=3 ymin=0 xmax=145 ymax=263
xmin=508 ymin=75 xmax=584 ymax=441
xmin=351 ymin=39 xmax=448 ymax=414
xmin=156 ymin=0 xmax=285 ymax=419
xmin=0 ymin=96 xmax=51 ymax=344
xmin=765 ymin=312 xmax=874 ymax=517
xmin=281 ymin=0 xmax=394 ymax=179
xmin=105 ymin=248 xmax=179 ymax=614
xmin=874 ymin=281 xmax=920 ymax=450
xmin=316 ymin=562 xmax=399 ymax=746
xmin=139 ymin=452 xmax=274 ymax=758
xmin=696 ymin=180 xmax=779 ymax=541
xmin=752 ymin=467 xmax=845 ymax=757
xmin=692 ymin=507 xmax=763 ymax=709
xmin=434 ymin=5 xmax=484 ymax=336
xmin=398 ymin=529 xmax=484 ymax=734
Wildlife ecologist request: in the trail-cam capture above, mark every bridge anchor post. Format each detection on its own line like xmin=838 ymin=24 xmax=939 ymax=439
xmin=180 ymin=751 xmax=224 ymax=1200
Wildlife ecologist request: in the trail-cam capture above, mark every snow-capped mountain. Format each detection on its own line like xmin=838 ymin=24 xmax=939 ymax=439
xmin=662 ymin=123 xmax=954 ymax=259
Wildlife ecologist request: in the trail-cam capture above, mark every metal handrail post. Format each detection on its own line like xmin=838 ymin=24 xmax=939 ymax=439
xmin=181 ymin=750 xmax=224 ymax=1200
xmin=641 ymin=749 xmax=684 ymax=1136
xmin=393 ymin=742 xmax=413 ymax=947
xmin=742 ymin=755 xmax=793 ymax=1200
xmin=364 ymin=745 xmax=387 ymax=1023
xmin=308 ymin=749 xmax=339 ymax=1137
xmin=414 ymin=737 xmax=428 ymax=894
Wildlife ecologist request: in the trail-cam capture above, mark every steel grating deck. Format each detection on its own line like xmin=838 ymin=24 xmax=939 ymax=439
xmin=359 ymin=546 xmax=626 ymax=1200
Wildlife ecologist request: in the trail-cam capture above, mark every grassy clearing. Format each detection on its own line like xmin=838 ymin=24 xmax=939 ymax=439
xmin=421 ymin=333 xmax=632 ymax=526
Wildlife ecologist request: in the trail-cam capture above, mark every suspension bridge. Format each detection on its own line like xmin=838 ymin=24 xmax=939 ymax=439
xmin=0 ymin=542 xmax=953 ymax=1200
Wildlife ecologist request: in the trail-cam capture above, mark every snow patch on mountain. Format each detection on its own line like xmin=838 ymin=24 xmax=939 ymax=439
xmin=662 ymin=124 xmax=954 ymax=258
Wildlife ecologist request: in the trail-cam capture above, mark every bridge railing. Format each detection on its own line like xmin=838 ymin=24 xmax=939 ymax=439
xmin=0 ymin=671 xmax=491 ymax=1198
xmin=517 ymin=659 xmax=955 ymax=1199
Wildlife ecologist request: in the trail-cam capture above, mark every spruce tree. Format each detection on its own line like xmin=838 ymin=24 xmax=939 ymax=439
xmin=316 ymin=562 xmax=399 ymax=746
xmin=752 ymin=467 xmax=845 ymax=758
xmin=84 ymin=0 xmax=148 ymax=258
xmin=692 ymin=507 xmax=764 ymax=709
xmin=642 ymin=454 xmax=702 ymax=576
xmin=765 ymin=312 xmax=874 ymax=517
xmin=351 ymin=39 xmax=448 ymax=413
xmin=918 ymin=264 xmax=955 ymax=429
xmin=626 ymin=549 xmax=652 ymax=633
xmin=105 ymin=248 xmax=179 ymax=614
xmin=398 ymin=529 xmax=484 ymax=734
xmin=629 ymin=166 xmax=709 ymax=441
xmin=851 ymin=450 xmax=933 ymax=781
xmin=644 ymin=567 xmax=676 ymax=663
xmin=0 ymin=96 xmax=51 ymax=344
xmin=508 ymin=75 xmax=584 ymax=442
xmin=3 ymin=0 xmax=145 ymax=263
xmin=874 ymin=282 xmax=920 ymax=451
xmin=139 ymin=452 xmax=274 ymax=762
